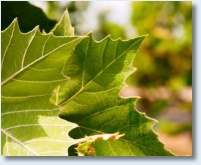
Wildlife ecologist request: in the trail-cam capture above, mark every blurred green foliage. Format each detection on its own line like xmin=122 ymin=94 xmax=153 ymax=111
xmin=128 ymin=2 xmax=192 ymax=91
xmin=129 ymin=2 xmax=192 ymax=135
xmin=158 ymin=119 xmax=192 ymax=135
xmin=131 ymin=2 xmax=192 ymax=137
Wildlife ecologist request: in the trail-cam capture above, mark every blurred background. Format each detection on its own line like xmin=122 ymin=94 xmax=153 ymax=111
xmin=4 ymin=1 xmax=192 ymax=156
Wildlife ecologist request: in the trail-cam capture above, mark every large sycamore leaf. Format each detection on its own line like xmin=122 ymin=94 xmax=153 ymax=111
xmin=50 ymin=34 xmax=174 ymax=156
xmin=1 ymin=19 xmax=84 ymax=156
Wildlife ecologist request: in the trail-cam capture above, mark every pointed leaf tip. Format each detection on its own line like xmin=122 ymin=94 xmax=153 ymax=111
xmin=51 ymin=9 xmax=74 ymax=36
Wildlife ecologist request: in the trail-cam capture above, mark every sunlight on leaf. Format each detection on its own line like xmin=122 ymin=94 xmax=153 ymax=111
xmin=1 ymin=18 xmax=84 ymax=156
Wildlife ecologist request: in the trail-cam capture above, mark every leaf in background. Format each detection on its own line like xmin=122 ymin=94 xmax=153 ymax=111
xmin=51 ymin=10 xmax=74 ymax=36
xmin=1 ymin=1 xmax=56 ymax=33
xmin=1 ymin=18 xmax=84 ymax=156
xmin=50 ymin=34 xmax=174 ymax=156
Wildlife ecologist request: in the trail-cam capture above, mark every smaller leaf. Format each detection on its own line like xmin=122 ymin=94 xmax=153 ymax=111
xmin=76 ymin=141 xmax=96 ymax=156
xmin=51 ymin=34 xmax=174 ymax=156
xmin=51 ymin=9 xmax=74 ymax=36
xmin=75 ymin=132 xmax=125 ymax=156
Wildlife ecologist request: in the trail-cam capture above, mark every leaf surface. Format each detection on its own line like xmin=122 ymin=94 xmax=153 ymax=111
xmin=50 ymin=35 xmax=174 ymax=156
xmin=1 ymin=19 xmax=84 ymax=156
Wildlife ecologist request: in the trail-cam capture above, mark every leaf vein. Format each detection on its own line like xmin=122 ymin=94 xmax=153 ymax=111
xmin=2 ymin=94 xmax=51 ymax=99
xmin=1 ymin=20 xmax=16 ymax=71
xmin=5 ymin=124 xmax=73 ymax=131
xmin=1 ymin=128 xmax=39 ymax=156
xmin=12 ymin=78 xmax=66 ymax=83
xmin=107 ymin=140 xmax=117 ymax=156
xmin=78 ymin=105 xmax=125 ymax=124
xmin=1 ymin=108 xmax=59 ymax=116
xmin=21 ymin=29 xmax=37 ymax=68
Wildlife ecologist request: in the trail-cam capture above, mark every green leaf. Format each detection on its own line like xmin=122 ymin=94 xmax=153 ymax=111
xmin=76 ymin=141 xmax=96 ymax=156
xmin=1 ymin=1 xmax=56 ymax=33
xmin=1 ymin=19 xmax=84 ymax=156
xmin=50 ymin=34 xmax=174 ymax=156
xmin=51 ymin=9 xmax=74 ymax=36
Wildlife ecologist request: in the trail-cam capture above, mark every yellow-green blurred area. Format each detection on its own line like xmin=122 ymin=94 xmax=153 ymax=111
xmin=31 ymin=1 xmax=192 ymax=156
